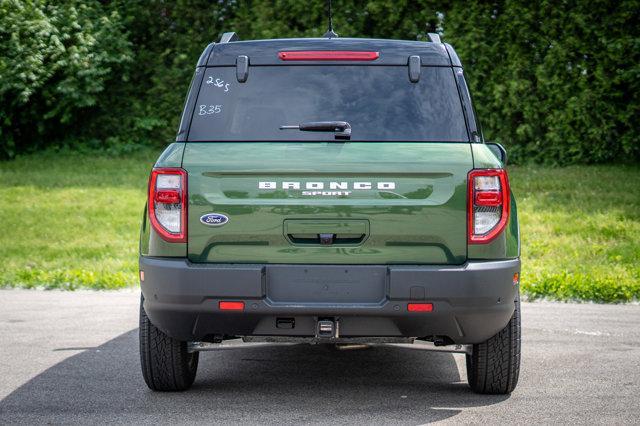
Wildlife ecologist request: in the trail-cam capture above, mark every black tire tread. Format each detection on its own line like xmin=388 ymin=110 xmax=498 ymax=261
xmin=139 ymin=296 xmax=198 ymax=391
xmin=466 ymin=293 xmax=521 ymax=394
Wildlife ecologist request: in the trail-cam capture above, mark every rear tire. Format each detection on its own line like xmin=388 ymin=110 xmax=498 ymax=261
xmin=466 ymin=292 xmax=521 ymax=394
xmin=139 ymin=295 xmax=199 ymax=391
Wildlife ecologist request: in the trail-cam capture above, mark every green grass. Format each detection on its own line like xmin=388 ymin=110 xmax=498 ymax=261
xmin=0 ymin=150 xmax=158 ymax=290
xmin=511 ymin=165 xmax=640 ymax=302
xmin=0 ymin=152 xmax=638 ymax=302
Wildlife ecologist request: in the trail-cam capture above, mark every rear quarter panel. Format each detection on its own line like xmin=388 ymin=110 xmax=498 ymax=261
xmin=468 ymin=144 xmax=520 ymax=259
xmin=139 ymin=143 xmax=188 ymax=257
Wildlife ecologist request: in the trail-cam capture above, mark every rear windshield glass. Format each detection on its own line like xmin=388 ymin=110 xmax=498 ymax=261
xmin=189 ymin=66 xmax=468 ymax=142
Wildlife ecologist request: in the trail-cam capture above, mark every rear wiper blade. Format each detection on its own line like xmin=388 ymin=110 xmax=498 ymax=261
xmin=280 ymin=121 xmax=351 ymax=140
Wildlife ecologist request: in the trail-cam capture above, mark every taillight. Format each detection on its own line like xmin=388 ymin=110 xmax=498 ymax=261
xmin=148 ymin=168 xmax=187 ymax=243
xmin=468 ymin=169 xmax=510 ymax=244
xmin=278 ymin=51 xmax=380 ymax=61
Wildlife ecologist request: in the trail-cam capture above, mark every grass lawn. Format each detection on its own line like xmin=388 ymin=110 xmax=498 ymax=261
xmin=0 ymin=150 xmax=157 ymax=290
xmin=0 ymin=150 xmax=638 ymax=302
xmin=510 ymin=165 xmax=640 ymax=302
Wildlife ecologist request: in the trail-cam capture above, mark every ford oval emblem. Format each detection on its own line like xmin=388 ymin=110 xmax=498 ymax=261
xmin=200 ymin=213 xmax=229 ymax=227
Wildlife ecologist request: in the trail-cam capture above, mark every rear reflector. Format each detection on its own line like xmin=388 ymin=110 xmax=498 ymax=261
xmin=219 ymin=301 xmax=245 ymax=311
xmin=278 ymin=51 xmax=380 ymax=61
xmin=407 ymin=303 xmax=434 ymax=312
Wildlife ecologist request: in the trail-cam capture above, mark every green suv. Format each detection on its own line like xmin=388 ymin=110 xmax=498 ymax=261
xmin=138 ymin=32 xmax=521 ymax=394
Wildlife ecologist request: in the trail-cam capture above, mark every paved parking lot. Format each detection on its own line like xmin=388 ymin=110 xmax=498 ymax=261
xmin=0 ymin=289 xmax=638 ymax=424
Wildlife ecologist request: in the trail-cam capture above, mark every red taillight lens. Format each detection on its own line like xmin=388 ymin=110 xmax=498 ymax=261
xmin=148 ymin=168 xmax=187 ymax=243
xmin=219 ymin=301 xmax=245 ymax=311
xmin=155 ymin=189 xmax=181 ymax=204
xmin=474 ymin=191 xmax=501 ymax=206
xmin=468 ymin=169 xmax=510 ymax=244
xmin=407 ymin=303 xmax=434 ymax=312
xmin=278 ymin=51 xmax=380 ymax=61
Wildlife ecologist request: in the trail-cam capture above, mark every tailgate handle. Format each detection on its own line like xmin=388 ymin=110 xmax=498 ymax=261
xmin=287 ymin=233 xmax=365 ymax=246
xmin=284 ymin=220 xmax=369 ymax=246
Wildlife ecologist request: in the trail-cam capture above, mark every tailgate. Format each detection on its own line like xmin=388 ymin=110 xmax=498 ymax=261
xmin=184 ymin=142 xmax=472 ymax=264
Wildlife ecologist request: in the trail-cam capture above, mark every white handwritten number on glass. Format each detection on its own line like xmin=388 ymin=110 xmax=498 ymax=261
xmin=206 ymin=76 xmax=230 ymax=92
xmin=198 ymin=105 xmax=222 ymax=115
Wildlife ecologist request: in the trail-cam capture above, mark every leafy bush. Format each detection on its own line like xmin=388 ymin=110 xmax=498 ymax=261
xmin=445 ymin=0 xmax=640 ymax=164
xmin=0 ymin=0 xmax=132 ymax=158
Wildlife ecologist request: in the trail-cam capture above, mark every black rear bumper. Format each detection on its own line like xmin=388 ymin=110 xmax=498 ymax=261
xmin=140 ymin=257 xmax=520 ymax=344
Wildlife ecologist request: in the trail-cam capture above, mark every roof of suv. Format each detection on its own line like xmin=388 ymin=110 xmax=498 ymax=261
xmin=199 ymin=37 xmax=462 ymax=67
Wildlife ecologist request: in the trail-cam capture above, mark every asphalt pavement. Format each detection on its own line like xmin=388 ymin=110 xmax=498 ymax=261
xmin=0 ymin=289 xmax=639 ymax=424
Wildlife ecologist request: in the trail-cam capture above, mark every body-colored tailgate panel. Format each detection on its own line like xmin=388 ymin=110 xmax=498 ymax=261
xmin=184 ymin=142 xmax=472 ymax=264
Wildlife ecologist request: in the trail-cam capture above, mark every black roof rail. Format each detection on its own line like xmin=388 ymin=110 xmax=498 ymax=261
xmin=220 ymin=32 xmax=239 ymax=43
xmin=427 ymin=33 xmax=441 ymax=43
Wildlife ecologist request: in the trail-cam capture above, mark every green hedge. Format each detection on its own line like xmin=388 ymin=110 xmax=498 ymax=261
xmin=1 ymin=1 xmax=639 ymax=163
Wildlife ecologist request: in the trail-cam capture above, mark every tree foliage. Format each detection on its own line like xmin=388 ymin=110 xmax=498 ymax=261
xmin=1 ymin=0 xmax=638 ymax=163
xmin=0 ymin=0 xmax=132 ymax=157
xmin=445 ymin=0 xmax=640 ymax=163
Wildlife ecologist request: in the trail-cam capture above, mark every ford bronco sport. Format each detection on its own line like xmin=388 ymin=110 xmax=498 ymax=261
xmin=138 ymin=32 xmax=521 ymax=394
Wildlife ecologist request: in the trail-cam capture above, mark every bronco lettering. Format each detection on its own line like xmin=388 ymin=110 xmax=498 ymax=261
xmin=258 ymin=181 xmax=396 ymax=190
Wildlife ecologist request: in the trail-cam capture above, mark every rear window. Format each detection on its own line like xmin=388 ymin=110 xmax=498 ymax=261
xmin=189 ymin=66 xmax=468 ymax=142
